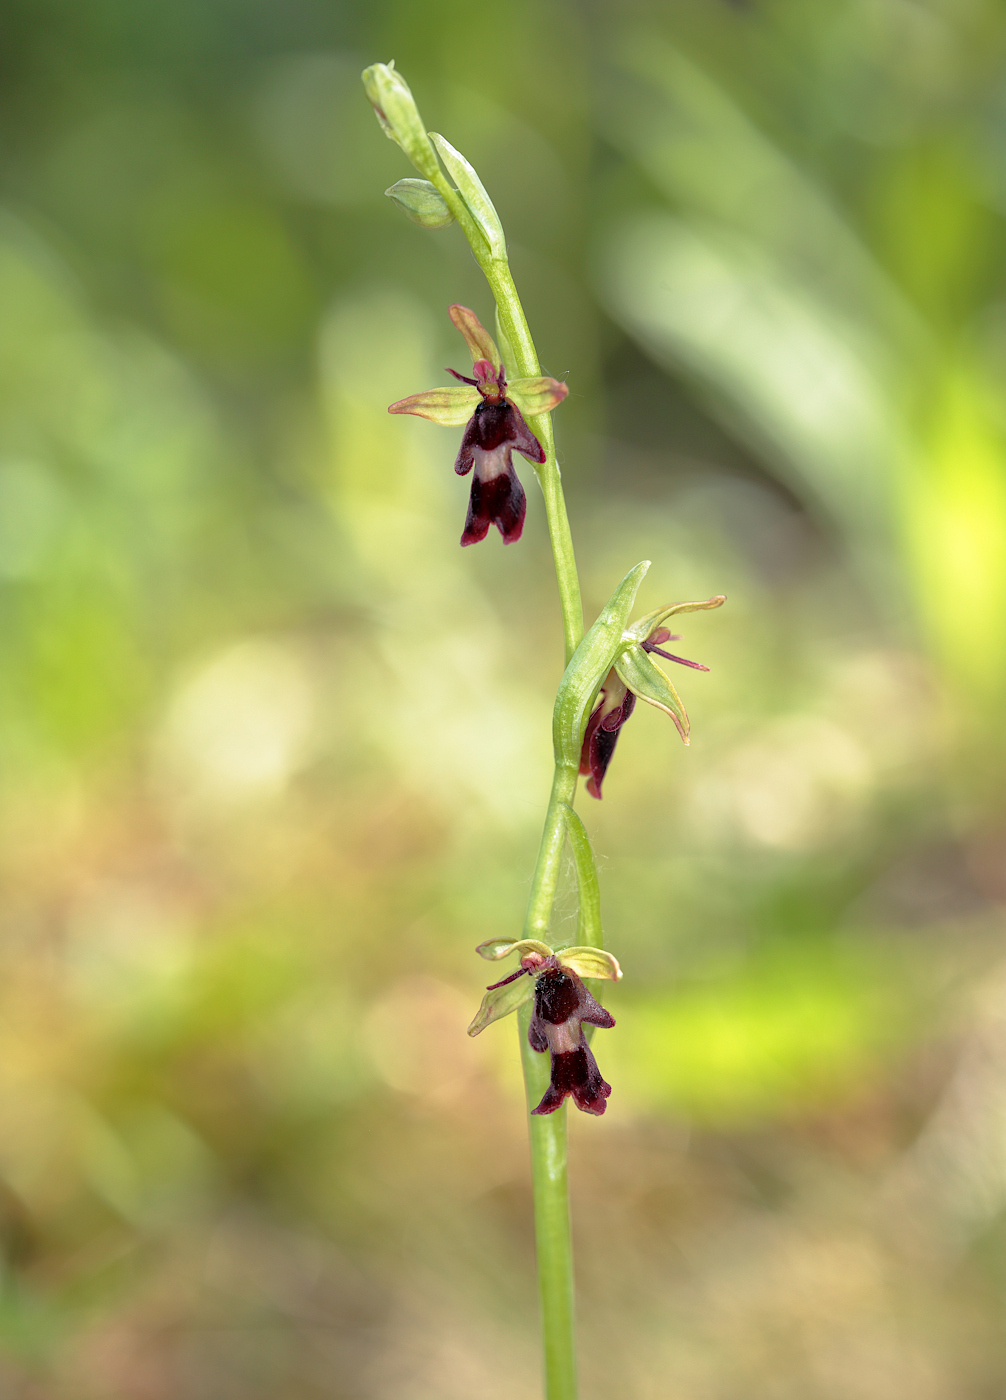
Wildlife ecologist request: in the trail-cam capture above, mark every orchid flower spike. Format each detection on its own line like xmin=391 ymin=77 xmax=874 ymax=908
xmin=581 ymin=595 xmax=726 ymax=799
xmin=468 ymin=938 xmax=621 ymax=1116
xmin=389 ymin=305 xmax=568 ymax=546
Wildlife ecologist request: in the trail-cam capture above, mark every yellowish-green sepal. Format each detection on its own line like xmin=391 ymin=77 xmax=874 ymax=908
xmin=624 ymin=594 xmax=726 ymax=644
xmin=385 ymin=178 xmax=455 ymax=228
xmin=388 ymin=385 xmax=480 ymax=425
xmin=429 ymin=132 xmax=507 ymax=259
xmin=507 ymin=377 xmax=569 ymax=418
xmin=467 ymin=973 xmax=536 ymax=1036
xmin=614 ymin=646 xmax=689 ymax=741
xmin=556 ymin=947 xmax=622 ymax=981
xmin=475 ymin=937 xmax=552 ymax=962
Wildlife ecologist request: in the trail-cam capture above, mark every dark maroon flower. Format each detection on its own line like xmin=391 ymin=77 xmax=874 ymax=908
xmin=468 ymin=938 xmax=622 ymax=1116
xmin=388 ymin=305 xmax=567 ymax=547
xmin=449 ymin=357 xmax=544 ymax=546
xmin=579 ymin=599 xmax=726 ymax=799
xmin=526 ymin=959 xmax=615 ymax=1116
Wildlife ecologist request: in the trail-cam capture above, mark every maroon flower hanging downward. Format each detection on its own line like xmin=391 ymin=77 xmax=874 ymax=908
xmin=468 ymin=938 xmax=621 ymax=1116
xmin=389 ymin=305 xmax=568 ymax=546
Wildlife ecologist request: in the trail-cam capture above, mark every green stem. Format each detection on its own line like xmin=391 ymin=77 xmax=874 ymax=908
xmin=524 ymin=765 xmax=578 ymax=941
xmin=485 ymin=261 xmax=583 ymax=667
xmin=431 ymin=170 xmax=592 ymax=1400
xmin=519 ymin=1005 xmax=576 ymax=1400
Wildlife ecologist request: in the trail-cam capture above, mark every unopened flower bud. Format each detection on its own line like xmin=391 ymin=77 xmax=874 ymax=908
xmin=361 ymin=62 xmax=439 ymax=179
xmin=384 ymin=178 xmax=455 ymax=229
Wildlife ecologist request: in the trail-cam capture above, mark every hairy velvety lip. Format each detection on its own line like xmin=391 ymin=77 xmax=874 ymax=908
xmin=527 ymin=963 xmax=615 ymax=1116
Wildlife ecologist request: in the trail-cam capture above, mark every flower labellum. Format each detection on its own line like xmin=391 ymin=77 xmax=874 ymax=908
xmin=468 ymin=939 xmax=621 ymax=1116
xmin=389 ymin=305 xmax=568 ymax=547
xmin=580 ymin=597 xmax=726 ymax=798
xmin=526 ymin=958 xmax=615 ymax=1115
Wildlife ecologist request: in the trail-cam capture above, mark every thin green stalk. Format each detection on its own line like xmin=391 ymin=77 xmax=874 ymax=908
xmin=519 ymin=1007 xmax=576 ymax=1400
xmin=524 ymin=765 xmax=579 ymax=942
xmin=485 ymin=260 xmax=583 ymax=666
xmin=363 ymin=66 xmax=614 ymax=1400
xmin=432 ymin=162 xmax=592 ymax=1400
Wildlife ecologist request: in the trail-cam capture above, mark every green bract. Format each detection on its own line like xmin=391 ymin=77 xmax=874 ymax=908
xmin=384 ymin=178 xmax=455 ymax=228
xmin=429 ymin=133 xmax=507 ymax=259
xmin=562 ymin=805 xmax=602 ymax=947
xmin=552 ymin=561 xmax=650 ymax=769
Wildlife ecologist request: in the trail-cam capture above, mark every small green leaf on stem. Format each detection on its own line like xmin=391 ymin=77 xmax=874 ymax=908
xmin=429 ymin=132 xmax=507 ymax=259
xmin=385 ymin=178 xmax=455 ymax=228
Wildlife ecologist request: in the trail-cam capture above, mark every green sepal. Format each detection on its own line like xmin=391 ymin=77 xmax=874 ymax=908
xmin=555 ymin=947 xmax=623 ymax=981
xmin=476 ymin=937 xmax=552 ymax=962
xmin=467 ymin=973 xmax=536 ymax=1036
xmin=361 ymin=62 xmax=440 ymax=180
xmin=385 ymin=178 xmax=455 ymax=228
xmin=507 ymin=377 xmax=569 ymax=418
xmin=614 ymin=646 xmax=689 ymax=742
xmin=552 ymin=561 xmax=650 ymax=768
xmin=624 ymin=594 xmax=726 ymax=644
xmin=388 ymin=385 xmax=479 ymax=425
xmin=429 ymin=133 xmax=507 ymax=259
xmin=449 ymin=305 xmax=502 ymax=370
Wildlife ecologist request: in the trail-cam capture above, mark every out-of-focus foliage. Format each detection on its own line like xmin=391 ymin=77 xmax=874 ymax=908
xmin=1 ymin=0 xmax=1006 ymax=1395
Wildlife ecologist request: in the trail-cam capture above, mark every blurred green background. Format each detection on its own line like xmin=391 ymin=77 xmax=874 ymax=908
xmin=2 ymin=0 xmax=1006 ymax=1394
